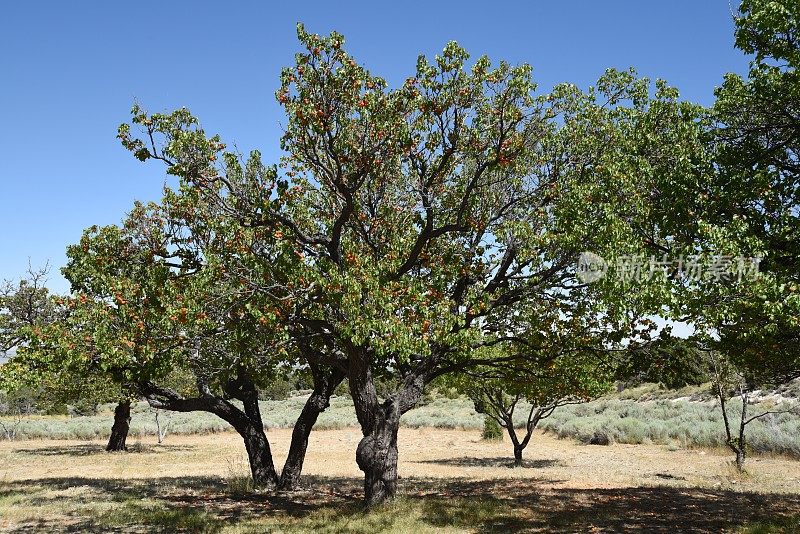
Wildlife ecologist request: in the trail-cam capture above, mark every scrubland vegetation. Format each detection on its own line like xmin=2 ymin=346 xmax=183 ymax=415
xmin=5 ymin=384 xmax=799 ymax=461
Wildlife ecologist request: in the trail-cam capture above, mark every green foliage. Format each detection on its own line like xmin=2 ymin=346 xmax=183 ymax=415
xmin=618 ymin=335 xmax=709 ymax=389
xmin=0 ymin=266 xmax=58 ymax=357
xmin=67 ymin=398 xmax=99 ymax=417
xmin=0 ymin=387 xmax=38 ymax=416
xmin=647 ymin=0 xmax=800 ymax=382
xmin=258 ymin=377 xmax=294 ymax=401
xmin=481 ymin=416 xmax=503 ymax=441
xmin=333 ymin=379 xmax=351 ymax=399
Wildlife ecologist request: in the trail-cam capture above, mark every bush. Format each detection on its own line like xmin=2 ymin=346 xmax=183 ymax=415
xmin=68 ymin=398 xmax=99 ymax=416
xmin=539 ymin=397 xmax=800 ymax=457
xmin=258 ymin=377 xmax=295 ymax=401
xmin=44 ymin=403 xmax=69 ymax=416
xmin=333 ymin=379 xmax=351 ymax=399
xmin=482 ymin=416 xmax=503 ymax=441
xmin=3 ymin=394 xmax=799 ymax=460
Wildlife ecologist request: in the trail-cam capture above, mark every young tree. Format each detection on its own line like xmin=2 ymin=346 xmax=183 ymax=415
xmin=0 ymin=265 xmax=58 ymax=357
xmin=466 ymin=351 xmax=612 ymax=467
xmin=707 ymin=350 xmax=800 ymax=471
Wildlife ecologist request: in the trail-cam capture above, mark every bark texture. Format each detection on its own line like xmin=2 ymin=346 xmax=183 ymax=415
xmin=106 ymin=400 xmax=131 ymax=452
xmin=139 ymin=375 xmax=279 ymax=488
xmin=355 ymin=402 xmax=401 ymax=506
xmin=348 ymin=347 xmax=426 ymax=506
xmin=279 ymin=366 xmax=345 ymax=490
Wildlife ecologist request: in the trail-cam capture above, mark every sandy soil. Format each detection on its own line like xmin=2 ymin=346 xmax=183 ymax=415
xmin=2 ymin=427 xmax=798 ymax=494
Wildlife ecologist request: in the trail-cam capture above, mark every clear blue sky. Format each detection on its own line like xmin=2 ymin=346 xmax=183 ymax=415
xmin=1 ymin=1 xmax=748 ymax=294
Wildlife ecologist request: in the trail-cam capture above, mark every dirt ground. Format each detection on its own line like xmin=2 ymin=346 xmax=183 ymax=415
xmin=1 ymin=428 xmax=799 ymax=532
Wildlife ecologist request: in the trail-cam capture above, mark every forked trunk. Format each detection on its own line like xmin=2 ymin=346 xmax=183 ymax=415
xmin=106 ymin=400 xmax=131 ymax=452
xmin=356 ymin=403 xmax=401 ymax=507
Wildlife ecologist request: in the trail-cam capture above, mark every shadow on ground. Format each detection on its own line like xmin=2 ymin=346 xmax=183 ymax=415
xmin=13 ymin=443 xmax=195 ymax=457
xmin=2 ymin=474 xmax=799 ymax=533
xmin=415 ymin=456 xmax=563 ymax=469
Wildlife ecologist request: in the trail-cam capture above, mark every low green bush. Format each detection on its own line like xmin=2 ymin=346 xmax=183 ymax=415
xmin=482 ymin=416 xmax=503 ymax=441
xmin=539 ymin=398 xmax=800 ymax=457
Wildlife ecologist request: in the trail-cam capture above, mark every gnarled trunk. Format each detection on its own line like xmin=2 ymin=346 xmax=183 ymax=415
xmin=279 ymin=367 xmax=345 ymax=491
xmin=348 ymin=346 xmax=426 ymax=507
xmin=106 ymin=400 xmax=131 ymax=452
xmin=356 ymin=402 xmax=401 ymax=506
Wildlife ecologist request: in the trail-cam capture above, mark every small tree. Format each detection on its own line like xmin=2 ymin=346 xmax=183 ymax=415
xmin=464 ymin=350 xmax=613 ymax=467
xmin=708 ymin=350 xmax=800 ymax=471
xmin=481 ymin=415 xmax=503 ymax=441
xmin=152 ymin=407 xmax=171 ymax=444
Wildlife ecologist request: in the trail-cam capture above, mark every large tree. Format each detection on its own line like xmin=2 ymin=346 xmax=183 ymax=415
xmin=8 ymin=203 xmax=281 ymax=484
xmin=704 ymin=0 xmax=800 ymax=380
xmin=35 ymin=190 xmax=344 ymax=489
xmin=120 ymin=26 xmax=705 ymax=505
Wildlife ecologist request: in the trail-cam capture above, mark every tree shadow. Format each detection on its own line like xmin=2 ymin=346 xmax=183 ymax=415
xmin=2 ymin=475 xmax=799 ymax=533
xmin=416 ymin=456 xmax=563 ymax=469
xmin=14 ymin=443 xmax=194 ymax=457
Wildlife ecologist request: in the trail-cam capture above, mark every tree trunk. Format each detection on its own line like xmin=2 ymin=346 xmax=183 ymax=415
xmin=736 ymin=389 xmax=748 ymax=472
xmin=138 ymin=377 xmax=279 ymax=489
xmin=279 ymin=368 xmax=344 ymax=491
xmin=356 ymin=402 xmax=401 ymax=507
xmin=240 ymin=421 xmax=279 ymax=488
xmin=106 ymin=400 xmax=131 ymax=452
xmin=513 ymin=444 xmax=524 ymax=467
xmin=238 ymin=383 xmax=279 ymax=489
xmin=347 ymin=346 xmax=426 ymax=507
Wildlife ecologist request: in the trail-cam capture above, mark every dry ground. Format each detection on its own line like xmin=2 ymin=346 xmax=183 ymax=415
xmin=1 ymin=428 xmax=799 ymax=533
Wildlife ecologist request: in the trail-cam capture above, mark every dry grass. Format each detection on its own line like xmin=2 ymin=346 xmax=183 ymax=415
xmin=1 ymin=428 xmax=799 ymax=532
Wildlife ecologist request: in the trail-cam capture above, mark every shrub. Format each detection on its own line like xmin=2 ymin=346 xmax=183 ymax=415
xmin=539 ymin=397 xmax=800 ymax=457
xmin=258 ymin=377 xmax=294 ymax=401
xmin=482 ymin=416 xmax=503 ymax=441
